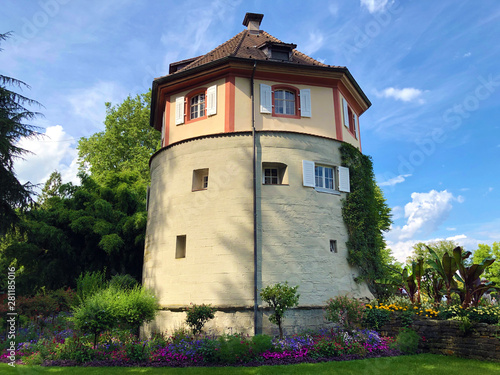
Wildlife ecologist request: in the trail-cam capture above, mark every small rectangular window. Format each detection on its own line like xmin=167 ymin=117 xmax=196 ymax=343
xmin=176 ymin=235 xmax=186 ymax=259
xmin=192 ymin=168 xmax=209 ymax=191
xmin=330 ymin=240 xmax=337 ymax=253
xmin=262 ymin=162 xmax=288 ymax=185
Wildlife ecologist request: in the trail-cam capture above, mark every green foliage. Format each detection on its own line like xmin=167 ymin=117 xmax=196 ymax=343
xmin=438 ymin=304 xmax=500 ymax=325
xmin=394 ymin=328 xmax=420 ymax=354
xmin=72 ymin=285 xmax=158 ymax=347
xmin=260 ymin=282 xmax=300 ymax=339
xmin=76 ymin=269 xmax=107 ymax=303
xmin=116 ymin=286 xmax=159 ymax=333
xmin=215 ymin=334 xmax=254 ymax=364
xmin=77 ymin=90 xmax=160 ymax=186
xmin=324 ymin=295 xmax=365 ymax=329
xmin=185 ymin=303 xmax=216 ymax=335
xmin=362 ymin=307 xmax=391 ymax=330
xmin=473 ymin=242 xmax=500 ymax=285
xmin=109 ymin=273 xmax=138 ymax=290
xmin=409 ymin=240 xmax=458 ymax=264
xmin=72 ymin=287 xmax=119 ymax=347
xmin=453 ymin=246 xmax=496 ymax=307
xmin=340 ymin=143 xmax=392 ymax=297
xmin=0 ymin=32 xmax=41 ymax=234
xmin=3 ymin=172 xmax=147 ymax=294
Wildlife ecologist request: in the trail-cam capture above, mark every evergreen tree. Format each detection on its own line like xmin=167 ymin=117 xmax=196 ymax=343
xmin=0 ymin=32 xmax=42 ymax=234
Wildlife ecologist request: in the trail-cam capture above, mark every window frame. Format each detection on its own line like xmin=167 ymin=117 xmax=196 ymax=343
xmin=271 ymin=84 xmax=301 ymax=119
xmin=192 ymin=168 xmax=209 ymax=191
xmin=185 ymin=88 xmax=207 ymax=124
xmin=302 ymin=160 xmax=350 ymax=194
xmin=314 ymin=164 xmax=335 ymax=191
xmin=262 ymin=162 xmax=289 ymax=185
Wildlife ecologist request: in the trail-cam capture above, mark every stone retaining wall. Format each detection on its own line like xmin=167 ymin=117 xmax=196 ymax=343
xmin=380 ymin=317 xmax=500 ymax=362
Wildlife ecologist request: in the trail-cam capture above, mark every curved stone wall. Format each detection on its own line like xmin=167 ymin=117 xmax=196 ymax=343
xmin=143 ymin=131 xmax=372 ymax=335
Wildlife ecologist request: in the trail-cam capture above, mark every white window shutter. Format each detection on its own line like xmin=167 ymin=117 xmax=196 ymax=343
xmin=206 ymin=85 xmax=217 ymax=116
xmin=353 ymin=113 xmax=358 ymax=132
xmin=175 ymin=96 xmax=185 ymax=125
xmin=260 ymin=84 xmax=272 ymax=114
xmin=338 ymin=166 xmax=350 ymax=192
xmin=342 ymin=97 xmax=349 ymax=128
xmin=300 ymin=89 xmax=312 ymax=117
xmin=302 ymin=160 xmax=315 ymax=187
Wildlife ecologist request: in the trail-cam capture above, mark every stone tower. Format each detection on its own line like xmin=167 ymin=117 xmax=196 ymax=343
xmin=143 ymin=13 xmax=373 ymax=336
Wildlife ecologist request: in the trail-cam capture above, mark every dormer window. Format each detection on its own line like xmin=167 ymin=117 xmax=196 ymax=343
xmin=270 ymin=48 xmax=290 ymax=61
xmin=258 ymin=41 xmax=296 ymax=62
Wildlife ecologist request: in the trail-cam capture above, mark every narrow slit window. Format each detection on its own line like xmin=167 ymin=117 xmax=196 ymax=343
xmin=330 ymin=240 xmax=337 ymax=253
xmin=176 ymin=235 xmax=186 ymax=259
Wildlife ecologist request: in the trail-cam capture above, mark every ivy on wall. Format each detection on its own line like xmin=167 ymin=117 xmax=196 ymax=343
xmin=340 ymin=143 xmax=392 ymax=296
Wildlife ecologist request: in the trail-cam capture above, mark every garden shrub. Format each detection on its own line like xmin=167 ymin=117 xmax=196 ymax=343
xmin=185 ymin=303 xmax=216 ymax=335
xmin=72 ymin=287 xmax=119 ymax=348
xmin=251 ymin=334 xmax=274 ymax=355
xmin=394 ymin=328 xmax=420 ymax=354
xmin=324 ymin=295 xmax=365 ymax=329
xmin=260 ymin=282 xmax=300 ymax=339
xmin=109 ymin=274 xmax=138 ymax=290
xmin=215 ymin=334 xmax=253 ymax=364
xmin=76 ymin=269 xmax=107 ymax=303
xmin=363 ymin=306 xmax=391 ymax=330
xmin=116 ymin=286 xmax=159 ymax=333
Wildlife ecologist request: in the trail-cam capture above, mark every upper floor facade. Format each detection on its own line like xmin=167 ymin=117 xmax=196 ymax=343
xmin=150 ymin=13 xmax=371 ymax=151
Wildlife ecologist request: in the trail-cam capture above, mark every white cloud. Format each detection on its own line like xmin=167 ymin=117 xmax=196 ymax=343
xmin=387 ymin=234 xmax=483 ymax=263
xmin=375 ymin=87 xmax=425 ymax=103
xmin=378 ymin=174 xmax=411 ymax=187
xmin=446 ymin=227 xmax=457 ymax=231
xmin=463 ymin=52 xmax=471 ymax=58
xmin=391 ymin=206 xmax=403 ymax=220
xmin=360 ymin=0 xmax=391 ymax=13
xmin=66 ymin=81 xmax=127 ymax=132
xmin=386 ymin=190 xmax=464 ymax=242
xmin=302 ymin=31 xmax=325 ymax=56
xmin=14 ymin=125 xmax=80 ymax=189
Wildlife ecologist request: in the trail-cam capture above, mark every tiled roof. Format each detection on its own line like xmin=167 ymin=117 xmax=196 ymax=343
xmin=168 ymin=29 xmax=337 ymax=76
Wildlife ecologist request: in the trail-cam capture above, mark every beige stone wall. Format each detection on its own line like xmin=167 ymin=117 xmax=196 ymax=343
xmin=144 ymin=134 xmax=255 ymax=308
xmin=256 ymin=132 xmax=371 ymax=306
xmin=144 ymin=132 xmax=372 ymax=335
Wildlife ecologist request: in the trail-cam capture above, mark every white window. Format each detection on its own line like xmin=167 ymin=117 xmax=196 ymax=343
xmin=260 ymin=84 xmax=312 ymax=118
xmin=262 ymin=162 xmax=288 ymax=185
xmin=190 ymin=93 xmax=205 ymax=119
xmin=315 ymin=165 xmax=334 ymax=190
xmin=274 ymin=89 xmax=295 ymax=115
xmin=342 ymin=96 xmax=358 ymax=138
xmin=192 ymin=168 xmax=209 ymax=191
xmin=302 ymin=160 xmax=350 ymax=193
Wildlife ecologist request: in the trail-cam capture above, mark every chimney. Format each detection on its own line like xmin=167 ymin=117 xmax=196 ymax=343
xmin=243 ymin=12 xmax=264 ymax=34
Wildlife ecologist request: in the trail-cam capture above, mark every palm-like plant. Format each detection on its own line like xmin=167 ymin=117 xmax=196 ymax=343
xmin=453 ymin=246 xmax=495 ymax=307
xmin=427 ymin=246 xmax=458 ymax=305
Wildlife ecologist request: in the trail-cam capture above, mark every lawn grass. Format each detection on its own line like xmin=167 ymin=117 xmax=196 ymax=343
xmin=1 ymin=354 xmax=499 ymax=374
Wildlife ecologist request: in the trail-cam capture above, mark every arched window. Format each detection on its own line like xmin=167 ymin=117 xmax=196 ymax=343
xmin=190 ymin=93 xmax=205 ymax=120
xmin=274 ymin=89 xmax=295 ymax=115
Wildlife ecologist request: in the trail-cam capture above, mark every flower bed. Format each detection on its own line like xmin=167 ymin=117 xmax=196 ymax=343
xmin=0 ymin=314 xmax=401 ymax=367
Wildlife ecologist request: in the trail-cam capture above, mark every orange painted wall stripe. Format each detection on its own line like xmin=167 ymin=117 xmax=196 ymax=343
xmin=332 ymin=87 xmax=343 ymax=142
xmin=225 ymin=75 xmax=235 ymax=132
xmin=164 ymin=96 xmax=170 ymax=146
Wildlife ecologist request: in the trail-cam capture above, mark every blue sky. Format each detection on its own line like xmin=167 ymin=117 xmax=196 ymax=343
xmin=2 ymin=0 xmax=499 ymax=262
